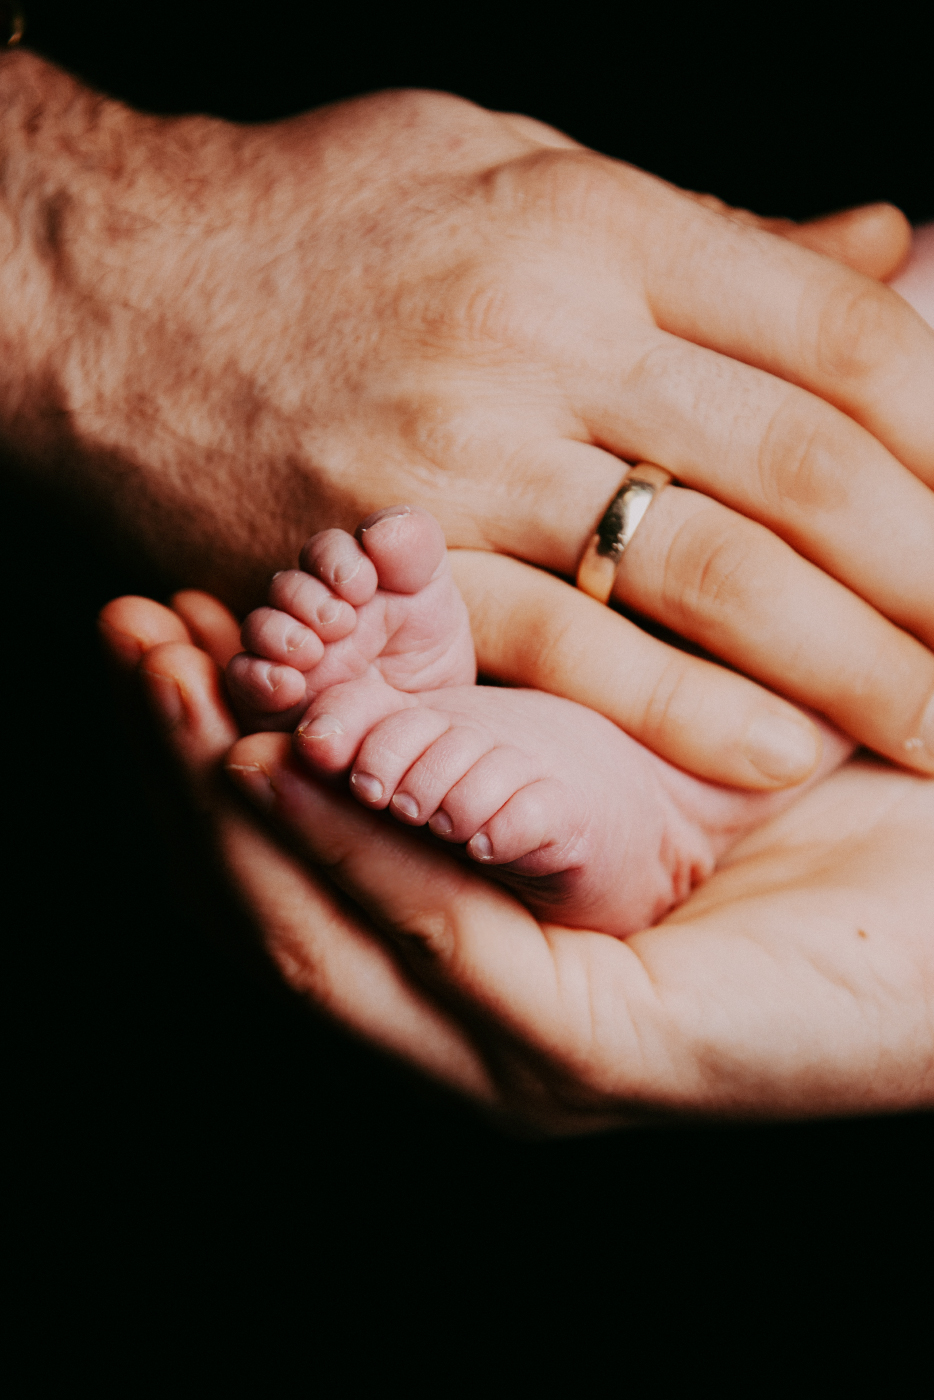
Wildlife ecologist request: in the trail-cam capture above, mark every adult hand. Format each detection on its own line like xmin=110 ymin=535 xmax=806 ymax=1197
xmin=99 ymin=593 xmax=934 ymax=1132
xmin=5 ymin=50 xmax=934 ymax=785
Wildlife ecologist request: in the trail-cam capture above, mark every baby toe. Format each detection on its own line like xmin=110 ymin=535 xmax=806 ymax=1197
xmin=300 ymin=529 xmax=378 ymax=607
xmin=267 ymin=571 xmax=357 ymax=642
xmin=227 ymin=652 xmax=309 ymax=716
xmin=240 ymin=606 xmax=325 ymax=670
xmin=467 ymin=777 xmax=581 ymax=870
xmin=432 ymin=745 xmax=539 ymax=844
xmin=388 ymin=723 xmax=499 ymax=830
xmin=347 ymin=705 xmax=453 ymax=812
xmin=295 ymin=677 xmax=416 ymax=777
xmin=357 ymin=506 xmax=447 ymax=595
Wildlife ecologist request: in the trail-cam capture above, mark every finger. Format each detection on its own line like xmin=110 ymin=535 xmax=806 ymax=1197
xmin=777 ymin=204 xmax=911 ymax=282
xmin=170 ymin=590 xmax=243 ymax=667
xmin=222 ymin=734 xmax=685 ymax=1127
xmin=687 ymin=195 xmax=912 ymax=281
xmin=98 ymin=595 xmax=192 ymax=670
xmin=583 ymin=327 xmax=934 ymax=645
xmin=138 ymin=641 xmax=240 ymax=787
xmin=889 ymin=222 xmax=934 ymax=329
xmin=134 ymin=638 xmax=490 ymax=1096
xmin=214 ymin=810 xmax=494 ymax=1099
xmin=631 ymin=173 xmax=934 ymax=477
xmin=613 ymin=486 xmax=934 ymax=773
xmin=449 ymin=551 xmax=822 ymax=790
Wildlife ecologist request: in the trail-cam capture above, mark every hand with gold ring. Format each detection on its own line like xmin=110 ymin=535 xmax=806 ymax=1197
xmin=4 ymin=51 xmax=934 ymax=787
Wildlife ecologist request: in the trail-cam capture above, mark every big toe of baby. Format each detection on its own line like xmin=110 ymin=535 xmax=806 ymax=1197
xmin=356 ymin=506 xmax=447 ymax=594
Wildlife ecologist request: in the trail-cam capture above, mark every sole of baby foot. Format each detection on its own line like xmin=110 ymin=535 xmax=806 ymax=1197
xmin=227 ymin=505 xmax=475 ymax=736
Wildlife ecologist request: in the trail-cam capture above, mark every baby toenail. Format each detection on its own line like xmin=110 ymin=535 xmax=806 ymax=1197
xmin=392 ymin=792 xmax=420 ymax=820
xmin=317 ymin=599 xmax=344 ymax=625
xmin=333 ymin=556 xmax=362 ymax=585
xmin=357 ymin=504 xmax=412 ymax=535
xmin=351 ymin=772 xmax=383 ymax=803
xmin=468 ymin=832 xmax=494 ymax=861
xmin=298 ymin=714 xmax=344 ymax=739
xmin=429 ymin=809 xmax=454 ymax=836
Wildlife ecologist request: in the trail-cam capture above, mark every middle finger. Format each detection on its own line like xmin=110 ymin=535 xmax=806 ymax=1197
xmin=613 ymin=484 xmax=934 ymax=772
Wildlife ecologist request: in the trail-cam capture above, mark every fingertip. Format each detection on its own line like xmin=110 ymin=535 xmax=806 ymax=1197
xmin=139 ymin=640 xmax=239 ymax=761
xmin=98 ymin=596 xmax=190 ymax=670
xmin=742 ymin=710 xmax=821 ymax=787
xmin=791 ymin=203 xmax=912 ymax=281
xmin=171 ymin=589 xmax=243 ymax=667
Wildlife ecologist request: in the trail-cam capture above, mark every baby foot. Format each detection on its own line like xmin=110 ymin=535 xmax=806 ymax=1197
xmin=300 ymin=681 xmax=851 ymax=936
xmin=227 ymin=505 xmax=476 ymax=735
xmin=230 ymin=504 xmax=853 ymax=937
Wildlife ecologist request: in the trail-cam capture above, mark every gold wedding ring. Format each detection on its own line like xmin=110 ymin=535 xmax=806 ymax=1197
xmin=576 ymin=463 xmax=673 ymax=604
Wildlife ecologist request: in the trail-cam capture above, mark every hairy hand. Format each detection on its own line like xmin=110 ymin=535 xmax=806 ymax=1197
xmin=5 ymin=51 xmax=934 ymax=784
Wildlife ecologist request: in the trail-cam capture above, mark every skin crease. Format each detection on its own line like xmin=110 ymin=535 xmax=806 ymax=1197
xmin=4 ymin=50 xmax=934 ymax=786
xmin=97 ymin=596 xmax=934 ymax=1133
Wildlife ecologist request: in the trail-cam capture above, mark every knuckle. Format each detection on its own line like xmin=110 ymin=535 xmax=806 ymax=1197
xmin=756 ymin=396 xmax=853 ymax=516
xmin=662 ymin=509 xmax=768 ymax=624
xmin=809 ymin=276 xmax=902 ymax=382
xmin=488 ymin=147 xmax=622 ymax=230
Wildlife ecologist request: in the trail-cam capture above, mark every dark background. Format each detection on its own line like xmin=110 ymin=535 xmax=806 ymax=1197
xmin=7 ymin=1 xmax=932 ymax=1384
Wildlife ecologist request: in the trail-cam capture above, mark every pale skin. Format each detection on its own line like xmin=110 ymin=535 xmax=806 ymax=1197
xmin=4 ymin=49 xmax=934 ymax=791
xmin=223 ymin=505 xmax=854 ymax=937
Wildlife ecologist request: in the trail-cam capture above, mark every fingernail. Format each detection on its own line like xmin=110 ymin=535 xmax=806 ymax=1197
xmin=141 ymin=668 xmax=184 ymax=730
xmin=350 ymin=772 xmax=383 ymax=803
xmin=356 ymin=504 xmax=412 ymax=536
xmin=391 ymin=792 xmax=419 ymax=820
xmin=429 ymin=809 xmax=453 ymax=836
xmin=468 ymin=832 xmax=493 ymax=861
xmin=285 ymin=626 xmax=310 ymax=653
xmin=226 ymin=762 xmax=275 ymax=812
xmin=297 ymin=714 xmax=344 ymax=739
xmin=744 ymin=713 xmax=818 ymax=783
